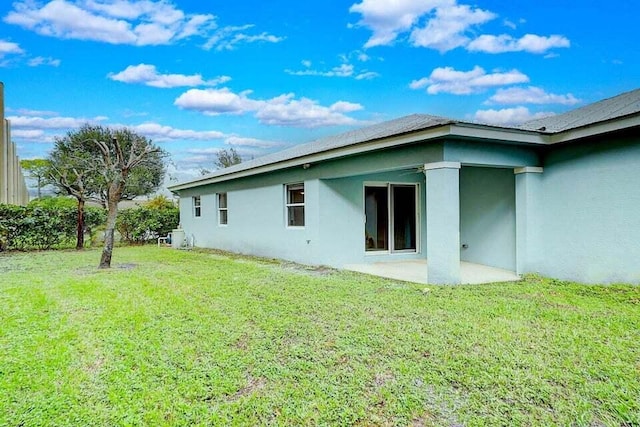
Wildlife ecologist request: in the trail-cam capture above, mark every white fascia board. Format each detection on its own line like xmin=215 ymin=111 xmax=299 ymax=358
xmin=448 ymin=123 xmax=550 ymax=145
xmin=547 ymin=114 xmax=640 ymax=144
xmin=168 ymin=122 xmax=571 ymax=192
xmin=169 ymin=125 xmax=453 ymax=191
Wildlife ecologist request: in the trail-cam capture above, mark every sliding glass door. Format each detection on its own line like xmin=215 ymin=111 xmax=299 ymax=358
xmin=365 ymin=184 xmax=418 ymax=253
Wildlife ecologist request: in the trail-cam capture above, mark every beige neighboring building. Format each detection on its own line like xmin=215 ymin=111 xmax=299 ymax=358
xmin=0 ymin=82 xmax=29 ymax=206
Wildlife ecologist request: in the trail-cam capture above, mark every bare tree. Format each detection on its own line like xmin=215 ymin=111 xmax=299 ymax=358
xmin=47 ymin=124 xmax=166 ymax=262
xmin=215 ymin=147 xmax=242 ymax=169
xmin=91 ymin=129 xmax=165 ymax=268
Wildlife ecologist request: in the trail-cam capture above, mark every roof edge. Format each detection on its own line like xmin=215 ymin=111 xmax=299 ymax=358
xmin=169 ymin=122 xmax=552 ymax=192
xmin=548 ymin=112 xmax=640 ymax=143
xmin=169 ymin=124 xmax=452 ymax=191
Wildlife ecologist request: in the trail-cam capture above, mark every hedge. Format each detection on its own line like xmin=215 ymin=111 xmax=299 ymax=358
xmin=116 ymin=206 xmax=179 ymax=244
xmin=0 ymin=204 xmax=106 ymax=251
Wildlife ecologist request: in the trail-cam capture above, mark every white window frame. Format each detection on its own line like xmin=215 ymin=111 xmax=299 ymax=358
xmin=218 ymin=192 xmax=228 ymax=226
xmin=193 ymin=195 xmax=201 ymax=217
xmin=363 ymin=182 xmax=420 ymax=255
xmin=285 ymin=183 xmax=305 ymax=228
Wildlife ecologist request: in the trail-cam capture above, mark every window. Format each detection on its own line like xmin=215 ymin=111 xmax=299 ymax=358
xmin=218 ymin=193 xmax=228 ymax=225
xmin=365 ymin=184 xmax=417 ymax=253
xmin=193 ymin=196 xmax=201 ymax=217
xmin=285 ymin=183 xmax=305 ymax=227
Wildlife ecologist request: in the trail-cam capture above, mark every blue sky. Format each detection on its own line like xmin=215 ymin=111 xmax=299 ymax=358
xmin=1 ymin=0 xmax=638 ymax=184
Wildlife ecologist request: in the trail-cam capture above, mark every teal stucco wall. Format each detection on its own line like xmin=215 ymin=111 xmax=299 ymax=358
xmin=178 ymin=166 xmax=428 ymax=269
xmin=175 ymin=131 xmax=640 ymax=284
xmin=532 ymin=135 xmax=640 ymax=283
xmin=459 ymin=166 xmax=516 ymax=271
xmin=176 ymin=138 xmax=539 ymax=272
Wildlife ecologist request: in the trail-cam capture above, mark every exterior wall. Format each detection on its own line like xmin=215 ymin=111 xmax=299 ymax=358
xmin=179 ymin=168 xmax=427 ymax=268
xmin=1 ymin=122 xmax=29 ymax=206
xmin=444 ymin=139 xmax=540 ymax=168
xmin=179 ymin=179 xmax=320 ymax=264
xmin=0 ymin=83 xmax=29 ymax=206
xmin=176 ymin=138 xmax=539 ymax=272
xmin=316 ymin=170 xmax=427 ymax=267
xmin=515 ymin=168 xmax=544 ymax=275
xmin=459 ymin=166 xmax=516 ymax=271
xmin=532 ymin=134 xmax=640 ymax=283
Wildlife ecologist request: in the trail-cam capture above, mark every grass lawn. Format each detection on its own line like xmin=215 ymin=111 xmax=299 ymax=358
xmin=1 ymin=246 xmax=639 ymax=426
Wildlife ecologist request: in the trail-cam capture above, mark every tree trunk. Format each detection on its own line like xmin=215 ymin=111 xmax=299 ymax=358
xmin=76 ymin=198 xmax=85 ymax=250
xmin=99 ymin=184 xmax=122 ymax=269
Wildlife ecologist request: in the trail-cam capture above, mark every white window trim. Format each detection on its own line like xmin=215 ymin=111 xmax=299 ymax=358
xmin=193 ymin=195 xmax=201 ymax=218
xmin=217 ymin=193 xmax=228 ymax=226
xmin=285 ymin=182 xmax=305 ymax=229
xmin=363 ymin=181 xmax=420 ymax=255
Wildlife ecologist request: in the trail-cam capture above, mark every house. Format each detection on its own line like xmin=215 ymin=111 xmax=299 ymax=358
xmin=169 ymin=89 xmax=640 ymax=284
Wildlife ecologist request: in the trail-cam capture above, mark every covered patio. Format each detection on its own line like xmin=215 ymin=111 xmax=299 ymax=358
xmin=344 ymin=259 xmax=520 ymax=285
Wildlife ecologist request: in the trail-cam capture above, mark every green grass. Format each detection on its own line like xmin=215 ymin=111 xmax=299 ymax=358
xmin=1 ymin=246 xmax=639 ymax=426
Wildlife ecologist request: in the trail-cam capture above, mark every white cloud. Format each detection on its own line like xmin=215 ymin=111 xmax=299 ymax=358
xmin=175 ymin=88 xmax=364 ymax=128
xmin=330 ymin=101 xmax=364 ymax=113
xmin=349 ymin=0 xmax=449 ymax=48
xmin=203 ymin=24 xmax=284 ymax=51
xmin=8 ymin=114 xmax=108 ymax=129
xmin=255 ymin=95 xmax=363 ymax=128
xmin=0 ymin=39 xmax=24 ymax=55
xmin=4 ymin=0 xmax=216 ymax=46
xmin=474 ymin=107 xmax=554 ymax=125
xmin=9 ymin=108 xmax=58 ymax=116
xmin=286 ymin=63 xmax=355 ymax=78
xmin=27 ymin=56 xmax=61 ymax=67
xmin=10 ymin=129 xmax=49 ymax=141
xmin=410 ymin=66 xmax=529 ymax=95
xmin=301 ymin=59 xmax=312 ymax=68
xmin=503 ymin=19 xmax=517 ymax=30
xmin=286 ymin=62 xmax=379 ymax=80
xmin=409 ymin=4 xmax=495 ymax=52
xmin=83 ymin=0 xmax=170 ymax=20
xmin=174 ymin=88 xmax=260 ymax=115
xmin=108 ymin=64 xmax=231 ymax=88
xmin=349 ymin=0 xmax=570 ymax=54
xmin=128 ymin=123 xmax=226 ymax=141
xmin=487 ymin=86 xmax=581 ymax=105
xmin=467 ymin=34 xmax=570 ymax=54
xmin=7 ymin=113 xmax=107 ymax=143
xmin=355 ymin=71 xmax=380 ymax=80
xmin=10 ymin=115 xmax=240 ymax=146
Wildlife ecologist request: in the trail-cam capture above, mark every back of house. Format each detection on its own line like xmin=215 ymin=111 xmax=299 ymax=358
xmin=170 ymin=88 xmax=640 ymax=285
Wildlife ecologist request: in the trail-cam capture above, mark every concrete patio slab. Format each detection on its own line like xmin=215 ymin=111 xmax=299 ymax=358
xmin=343 ymin=259 xmax=520 ymax=285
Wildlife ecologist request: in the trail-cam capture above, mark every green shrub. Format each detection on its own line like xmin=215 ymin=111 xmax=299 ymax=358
xmin=116 ymin=205 xmax=179 ymax=245
xmin=0 ymin=203 xmax=106 ymax=251
xmin=28 ymin=196 xmax=77 ymax=209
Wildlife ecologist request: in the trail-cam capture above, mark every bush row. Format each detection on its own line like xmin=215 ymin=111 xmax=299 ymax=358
xmin=116 ymin=206 xmax=179 ymax=244
xmin=0 ymin=196 xmax=180 ymax=250
xmin=0 ymin=204 xmax=106 ymax=251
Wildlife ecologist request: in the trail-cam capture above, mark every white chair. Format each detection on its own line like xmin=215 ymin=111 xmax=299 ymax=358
xmin=157 ymin=232 xmax=172 ymax=247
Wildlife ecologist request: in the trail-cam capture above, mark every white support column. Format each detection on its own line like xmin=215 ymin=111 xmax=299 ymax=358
xmin=7 ymin=140 xmax=16 ymax=204
xmin=0 ymin=121 xmax=6 ymax=204
xmin=514 ymin=167 xmax=543 ymax=275
xmin=0 ymin=84 xmax=7 ymax=203
xmin=424 ymin=161 xmax=461 ymax=284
